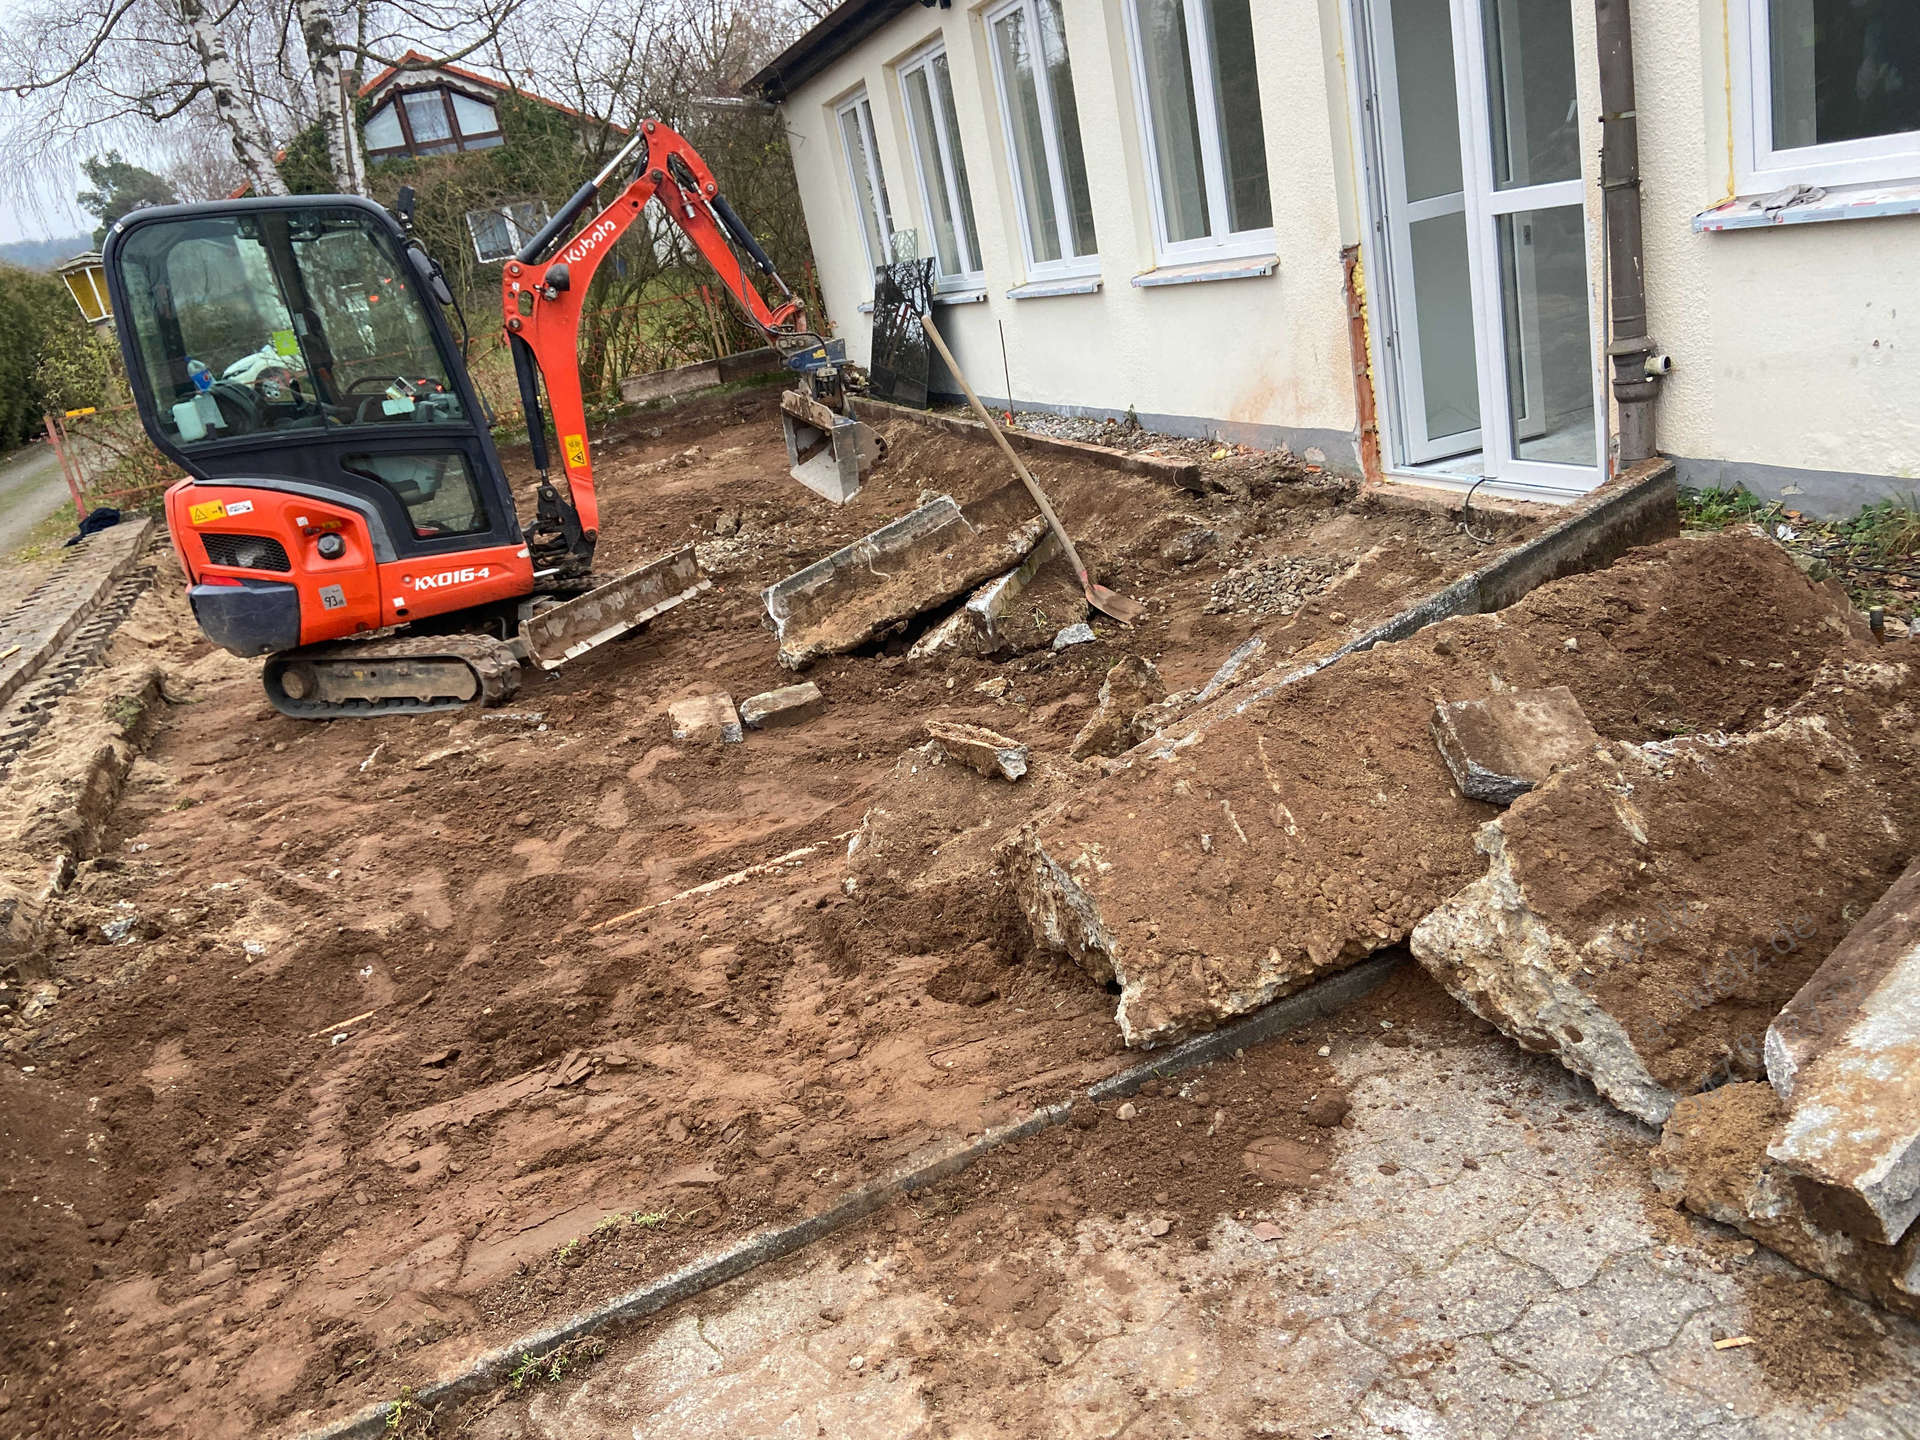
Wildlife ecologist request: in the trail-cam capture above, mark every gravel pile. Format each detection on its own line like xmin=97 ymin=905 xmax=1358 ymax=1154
xmin=1202 ymin=555 xmax=1347 ymax=618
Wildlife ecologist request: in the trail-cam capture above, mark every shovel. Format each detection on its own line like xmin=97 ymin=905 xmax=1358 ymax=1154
xmin=919 ymin=312 xmax=1148 ymax=626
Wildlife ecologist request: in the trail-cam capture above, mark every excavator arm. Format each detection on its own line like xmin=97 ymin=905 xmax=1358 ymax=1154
xmin=502 ymin=118 xmax=812 ymax=574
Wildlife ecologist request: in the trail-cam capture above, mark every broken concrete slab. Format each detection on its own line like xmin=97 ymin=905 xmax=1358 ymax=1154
xmin=667 ymin=694 xmax=742 ymax=745
xmin=924 ymin=721 xmax=1028 ymax=782
xmin=739 ymin=683 xmax=825 ymax=730
xmin=1414 ymin=667 xmax=1920 ymax=1126
xmin=1430 ymin=686 xmax=1599 ymax=805
xmin=763 ymin=484 xmax=1047 ymax=669
xmin=1069 ymin=657 xmax=1167 ymax=760
xmin=1007 ymin=533 xmax=1901 ymax=1052
xmin=1652 ymin=1082 xmax=1920 ymax=1320
xmin=1053 ymin=623 xmax=1095 ymax=651
xmin=906 ymin=534 xmax=1087 ymax=662
xmin=1763 ymin=857 xmax=1920 ymax=1245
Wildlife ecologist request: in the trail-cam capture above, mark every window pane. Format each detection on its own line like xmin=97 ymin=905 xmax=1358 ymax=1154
xmin=1481 ymin=0 xmax=1581 ymax=189
xmin=1771 ymin=0 xmax=1920 ymax=149
xmin=1408 ymin=211 xmax=1479 ymax=442
xmin=364 ymin=103 xmax=403 ymax=151
xmin=839 ymin=101 xmax=888 ymax=267
xmin=905 ymin=66 xmax=966 ymax=276
xmin=1496 ymin=206 xmax=1594 ymax=465
xmin=403 ymin=90 xmax=452 ymax=144
xmin=1037 ymin=0 xmax=1098 ymax=256
xmin=993 ymin=8 xmax=1064 ymax=264
xmin=345 ymin=452 xmax=488 ymax=538
xmin=1134 ymin=0 xmax=1210 ymax=242
xmin=933 ymin=56 xmax=983 ymax=270
xmin=1391 ymin=0 xmax=1465 ymax=203
xmin=1202 ymin=0 xmax=1270 ymax=231
xmin=467 ymin=208 xmax=512 ymax=261
xmin=449 ymin=92 xmax=498 ymax=138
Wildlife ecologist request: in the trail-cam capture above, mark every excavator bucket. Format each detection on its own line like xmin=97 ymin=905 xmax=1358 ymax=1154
xmin=517 ymin=544 xmax=710 ymax=670
xmin=780 ymin=388 xmax=883 ymax=504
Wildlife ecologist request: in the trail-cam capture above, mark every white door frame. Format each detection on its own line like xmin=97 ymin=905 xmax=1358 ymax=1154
xmin=1342 ymin=0 xmax=1606 ymax=501
xmin=1361 ymin=0 xmax=1482 ymax=465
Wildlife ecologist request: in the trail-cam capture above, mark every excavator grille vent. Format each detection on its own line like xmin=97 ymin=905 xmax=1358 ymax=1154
xmin=201 ymin=533 xmax=292 ymax=573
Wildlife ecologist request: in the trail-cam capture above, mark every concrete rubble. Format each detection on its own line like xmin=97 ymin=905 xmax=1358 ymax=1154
xmin=763 ymin=486 xmax=1045 ymax=668
xmin=1052 ymin=623 xmax=1095 ymax=650
xmin=1429 ymin=685 xmax=1599 ymax=805
xmin=1007 ymin=533 xmax=1898 ymax=1051
xmin=1068 ymin=656 xmax=1166 ymax=760
xmin=1413 ymin=685 xmax=1915 ymax=1126
xmin=667 ymin=694 xmax=742 ymax=745
xmin=739 ymin=682 xmax=825 ymax=730
xmin=1764 ymin=856 xmax=1920 ymax=1245
xmin=924 ymin=720 xmax=1028 ymax=781
xmin=1652 ymin=1081 xmax=1920 ymax=1320
xmin=906 ymin=534 xmax=1087 ymax=662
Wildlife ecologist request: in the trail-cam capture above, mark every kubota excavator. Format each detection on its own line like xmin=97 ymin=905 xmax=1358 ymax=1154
xmin=103 ymin=119 xmax=867 ymax=718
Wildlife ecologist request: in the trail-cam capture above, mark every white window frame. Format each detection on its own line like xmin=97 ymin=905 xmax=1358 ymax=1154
xmin=464 ymin=201 xmax=549 ymax=264
xmin=983 ymin=0 xmax=1100 ymax=283
xmin=1120 ymin=0 xmax=1275 ymax=265
xmin=897 ymin=42 xmax=986 ymax=293
xmin=1730 ymin=0 xmax=1920 ymax=194
xmin=834 ymin=89 xmax=895 ymax=279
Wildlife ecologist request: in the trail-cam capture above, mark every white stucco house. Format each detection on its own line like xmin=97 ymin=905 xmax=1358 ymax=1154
xmin=748 ymin=0 xmax=1920 ymax=512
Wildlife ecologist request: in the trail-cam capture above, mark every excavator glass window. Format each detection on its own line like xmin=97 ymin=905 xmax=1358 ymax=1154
xmin=115 ymin=208 xmax=468 ymax=449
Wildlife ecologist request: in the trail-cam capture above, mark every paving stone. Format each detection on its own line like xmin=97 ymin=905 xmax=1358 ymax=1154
xmin=1765 ymin=856 xmax=1920 ymax=1245
xmin=737 ymin=682 xmax=824 ymax=730
xmin=1430 ymin=685 xmax=1600 ymax=805
xmin=666 ymin=694 xmax=742 ymax=745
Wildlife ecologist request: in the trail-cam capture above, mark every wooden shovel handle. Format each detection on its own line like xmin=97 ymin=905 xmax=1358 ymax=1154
xmin=918 ymin=311 xmax=1096 ymax=589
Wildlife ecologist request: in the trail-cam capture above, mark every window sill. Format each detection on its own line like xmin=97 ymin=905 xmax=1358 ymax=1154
xmin=1693 ymin=179 xmax=1920 ymax=233
xmin=856 ymin=300 xmax=874 ymax=314
xmin=933 ymin=287 xmax=988 ymax=305
xmin=1131 ymin=255 xmax=1278 ymax=288
xmin=1006 ymin=275 xmax=1102 ymax=300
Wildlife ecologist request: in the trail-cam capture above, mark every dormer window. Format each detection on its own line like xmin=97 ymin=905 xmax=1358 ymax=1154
xmin=364 ymin=85 xmax=506 ymax=161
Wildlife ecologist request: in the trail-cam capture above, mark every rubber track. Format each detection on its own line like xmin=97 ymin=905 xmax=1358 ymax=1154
xmin=264 ymin=632 xmax=522 ymax=718
xmin=0 ymin=563 xmax=156 ymax=774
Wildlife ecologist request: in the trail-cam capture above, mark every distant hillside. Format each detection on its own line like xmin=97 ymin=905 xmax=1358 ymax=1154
xmin=0 ymin=233 xmax=94 ymax=271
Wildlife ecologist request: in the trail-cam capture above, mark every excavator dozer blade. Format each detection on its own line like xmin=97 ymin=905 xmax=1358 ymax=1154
xmin=517 ymin=544 xmax=710 ymax=671
xmin=781 ymin=388 xmax=883 ymax=505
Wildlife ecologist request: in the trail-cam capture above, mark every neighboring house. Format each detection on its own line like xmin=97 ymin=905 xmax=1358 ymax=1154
xmin=355 ymin=52 xmax=622 ymax=264
xmin=750 ymin=1 xmax=1920 ymax=512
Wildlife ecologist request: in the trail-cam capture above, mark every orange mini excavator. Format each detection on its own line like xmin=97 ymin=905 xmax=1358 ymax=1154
xmin=103 ymin=119 xmax=853 ymax=718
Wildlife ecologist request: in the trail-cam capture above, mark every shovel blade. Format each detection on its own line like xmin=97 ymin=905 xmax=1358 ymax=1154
xmin=1086 ymin=583 xmax=1148 ymax=625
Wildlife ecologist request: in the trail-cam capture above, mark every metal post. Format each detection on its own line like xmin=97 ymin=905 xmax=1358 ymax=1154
xmin=1596 ymin=0 xmax=1662 ymax=465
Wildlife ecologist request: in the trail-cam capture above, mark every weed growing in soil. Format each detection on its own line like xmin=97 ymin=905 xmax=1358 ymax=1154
xmin=1678 ymin=486 xmax=1775 ymax=530
xmin=508 ymin=1337 xmax=607 ymax=1391
xmin=383 ymin=1387 xmax=435 ymax=1437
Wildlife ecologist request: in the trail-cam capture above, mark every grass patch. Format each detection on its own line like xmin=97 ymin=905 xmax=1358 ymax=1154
xmin=5 ymin=501 xmax=82 ymax=564
xmin=1835 ymin=495 xmax=1920 ymax=560
xmin=1676 ymin=485 xmax=1778 ymax=531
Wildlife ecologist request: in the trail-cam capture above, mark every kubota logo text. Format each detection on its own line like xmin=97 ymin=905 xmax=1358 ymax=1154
xmin=562 ymin=219 xmax=618 ymax=266
xmin=408 ymin=566 xmax=491 ymax=591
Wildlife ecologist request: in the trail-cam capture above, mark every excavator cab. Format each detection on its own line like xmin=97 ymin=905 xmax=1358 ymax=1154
xmin=104 ymin=197 xmax=535 ymax=660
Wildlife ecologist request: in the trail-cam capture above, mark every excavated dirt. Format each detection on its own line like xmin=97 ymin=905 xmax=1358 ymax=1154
xmin=0 ymin=389 xmax=1520 ymax=1439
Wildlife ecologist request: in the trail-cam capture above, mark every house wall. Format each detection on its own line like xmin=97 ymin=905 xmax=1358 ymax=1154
xmin=780 ymin=0 xmax=1920 ymax=512
xmin=780 ymin=0 xmax=1366 ymax=470
xmin=1622 ymin=0 xmax=1920 ymax=513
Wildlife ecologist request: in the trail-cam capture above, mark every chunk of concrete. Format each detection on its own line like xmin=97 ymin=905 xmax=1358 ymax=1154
xmin=1430 ymin=686 xmax=1599 ymax=805
xmin=1763 ymin=857 xmax=1920 ymax=1245
xmin=907 ymin=534 xmax=1087 ymax=662
xmin=739 ymin=682 xmax=825 ymax=730
xmin=1069 ymin=656 xmax=1167 ymax=760
xmin=1414 ymin=695 xmax=1913 ymax=1126
xmin=763 ymin=485 xmax=1046 ymax=668
xmin=1053 ymin=623 xmax=1095 ymax=651
xmin=924 ymin=721 xmax=1028 ymax=782
xmin=1652 ymin=1082 xmax=1920 ymax=1320
xmin=668 ymin=694 xmax=742 ymax=745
